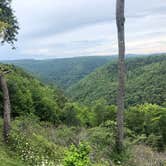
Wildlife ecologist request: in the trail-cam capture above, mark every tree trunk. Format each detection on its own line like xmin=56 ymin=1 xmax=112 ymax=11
xmin=116 ymin=0 xmax=125 ymax=152
xmin=0 ymin=75 xmax=11 ymax=143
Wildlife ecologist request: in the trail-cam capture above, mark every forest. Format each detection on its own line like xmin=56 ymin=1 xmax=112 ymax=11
xmin=0 ymin=0 xmax=166 ymax=166
xmin=0 ymin=54 xmax=166 ymax=165
xmin=6 ymin=56 xmax=115 ymax=89
xmin=67 ymin=55 xmax=166 ymax=106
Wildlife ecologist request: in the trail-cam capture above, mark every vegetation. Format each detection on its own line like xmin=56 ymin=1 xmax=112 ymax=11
xmin=0 ymin=102 xmax=166 ymax=165
xmin=67 ymin=55 xmax=166 ymax=106
xmin=0 ymin=0 xmax=165 ymax=165
xmin=5 ymin=56 xmax=115 ymax=89
xmin=63 ymin=143 xmax=91 ymax=166
xmin=0 ymin=59 xmax=165 ymax=165
xmin=0 ymin=0 xmax=19 ymax=46
xmin=0 ymin=0 xmax=19 ymax=142
xmin=0 ymin=64 xmax=67 ymax=124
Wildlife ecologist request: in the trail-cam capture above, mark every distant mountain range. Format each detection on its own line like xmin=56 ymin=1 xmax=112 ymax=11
xmin=4 ymin=56 xmax=116 ymax=89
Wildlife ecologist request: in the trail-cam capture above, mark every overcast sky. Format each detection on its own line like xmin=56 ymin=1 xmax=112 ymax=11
xmin=0 ymin=0 xmax=166 ymax=60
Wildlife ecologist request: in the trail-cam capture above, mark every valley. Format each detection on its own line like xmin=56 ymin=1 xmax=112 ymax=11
xmin=0 ymin=54 xmax=166 ymax=165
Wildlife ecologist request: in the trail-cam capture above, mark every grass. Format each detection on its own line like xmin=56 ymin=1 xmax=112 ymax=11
xmin=127 ymin=145 xmax=166 ymax=166
xmin=0 ymin=138 xmax=26 ymax=166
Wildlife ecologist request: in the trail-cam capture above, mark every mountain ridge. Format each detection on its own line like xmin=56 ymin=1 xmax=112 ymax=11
xmin=66 ymin=55 xmax=166 ymax=106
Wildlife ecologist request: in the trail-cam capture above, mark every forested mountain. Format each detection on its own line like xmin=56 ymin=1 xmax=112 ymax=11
xmin=67 ymin=55 xmax=166 ymax=106
xmin=0 ymin=61 xmax=166 ymax=165
xmin=6 ymin=56 xmax=115 ymax=89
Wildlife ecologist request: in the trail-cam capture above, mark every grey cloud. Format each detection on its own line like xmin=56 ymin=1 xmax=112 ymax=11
xmin=19 ymin=0 xmax=166 ymax=40
xmin=0 ymin=0 xmax=166 ymax=60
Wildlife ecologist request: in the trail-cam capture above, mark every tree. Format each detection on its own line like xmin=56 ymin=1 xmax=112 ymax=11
xmin=0 ymin=0 xmax=19 ymax=142
xmin=116 ymin=0 xmax=126 ymax=152
xmin=0 ymin=68 xmax=11 ymax=142
xmin=0 ymin=0 xmax=19 ymax=46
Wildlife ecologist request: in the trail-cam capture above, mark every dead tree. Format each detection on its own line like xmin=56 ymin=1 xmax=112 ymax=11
xmin=116 ymin=0 xmax=126 ymax=152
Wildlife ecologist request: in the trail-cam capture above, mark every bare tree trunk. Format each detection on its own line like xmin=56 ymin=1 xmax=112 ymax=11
xmin=0 ymin=75 xmax=11 ymax=143
xmin=116 ymin=0 xmax=125 ymax=152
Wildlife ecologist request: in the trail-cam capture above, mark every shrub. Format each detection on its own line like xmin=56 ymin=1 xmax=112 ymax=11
xmin=126 ymin=104 xmax=166 ymax=150
xmin=60 ymin=103 xmax=81 ymax=126
xmin=63 ymin=142 xmax=92 ymax=166
xmin=9 ymin=129 xmax=65 ymax=166
xmin=8 ymin=117 xmax=65 ymax=165
xmin=146 ymin=134 xmax=164 ymax=151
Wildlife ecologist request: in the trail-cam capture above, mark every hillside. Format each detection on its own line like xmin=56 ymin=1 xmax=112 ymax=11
xmin=0 ymin=63 xmax=166 ymax=165
xmin=0 ymin=64 xmax=67 ymax=123
xmin=67 ymin=55 xmax=166 ymax=106
xmin=6 ymin=56 xmax=115 ymax=89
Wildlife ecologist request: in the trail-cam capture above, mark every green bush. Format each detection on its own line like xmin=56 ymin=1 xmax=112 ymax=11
xmin=146 ymin=134 xmax=164 ymax=151
xmin=60 ymin=103 xmax=81 ymax=126
xmin=53 ymin=126 xmax=82 ymax=146
xmin=63 ymin=142 xmax=91 ymax=166
xmin=91 ymin=100 xmax=117 ymax=126
xmin=7 ymin=117 xmax=65 ymax=165
xmin=9 ymin=129 xmax=65 ymax=165
xmin=126 ymin=104 xmax=166 ymax=151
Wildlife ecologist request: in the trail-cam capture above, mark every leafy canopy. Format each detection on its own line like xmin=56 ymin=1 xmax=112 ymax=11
xmin=0 ymin=0 xmax=19 ymax=46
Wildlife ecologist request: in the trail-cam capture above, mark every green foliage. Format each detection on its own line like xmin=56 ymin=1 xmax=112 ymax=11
xmin=9 ymin=131 xmax=63 ymax=165
xmin=52 ymin=125 xmax=115 ymax=164
xmin=91 ymin=100 xmax=117 ymax=126
xmin=0 ymin=119 xmax=27 ymax=166
xmin=60 ymin=103 xmax=81 ymax=126
xmin=0 ymin=56 xmax=166 ymax=165
xmin=0 ymin=148 xmax=25 ymax=166
xmin=146 ymin=134 xmax=164 ymax=150
xmin=5 ymin=56 xmax=115 ymax=89
xmin=63 ymin=142 xmax=91 ymax=166
xmin=67 ymin=55 xmax=166 ymax=106
xmin=53 ymin=126 xmax=83 ymax=146
xmin=58 ymin=100 xmax=117 ymax=128
xmin=86 ymin=127 xmax=115 ymax=156
xmin=8 ymin=117 xmax=65 ymax=165
xmin=1 ymin=113 xmax=166 ymax=165
xmin=127 ymin=145 xmax=166 ymax=166
xmin=0 ymin=0 xmax=19 ymax=46
xmin=0 ymin=64 xmax=67 ymax=123
xmin=126 ymin=104 xmax=166 ymax=151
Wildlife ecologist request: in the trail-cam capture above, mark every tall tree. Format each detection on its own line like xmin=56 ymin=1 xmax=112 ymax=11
xmin=0 ymin=0 xmax=19 ymax=142
xmin=0 ymin=68 xmax=11 ymax=143
xmin=116 ymin=0 xmax=126 ymax=152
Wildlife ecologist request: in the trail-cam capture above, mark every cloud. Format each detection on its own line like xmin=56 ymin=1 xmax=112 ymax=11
xmin=0 ymin=0 xmax=166 ymax=60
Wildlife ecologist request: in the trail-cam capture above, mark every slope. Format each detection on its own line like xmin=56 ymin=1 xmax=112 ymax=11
xmin=67 ymin=55 xmax=166 ymax=106
xmin=0 ymin=64 xmax=67 ymax=123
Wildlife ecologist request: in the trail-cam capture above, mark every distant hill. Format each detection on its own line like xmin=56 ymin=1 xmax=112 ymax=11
xmin=67 ymin=55 xmax=166 ymax=106
xmin=5 ymin=56 xmax=116 ymax=89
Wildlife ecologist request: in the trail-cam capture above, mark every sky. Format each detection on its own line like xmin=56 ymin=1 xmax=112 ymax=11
xmin=0 ymin=0 xmax=166 ymax=60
